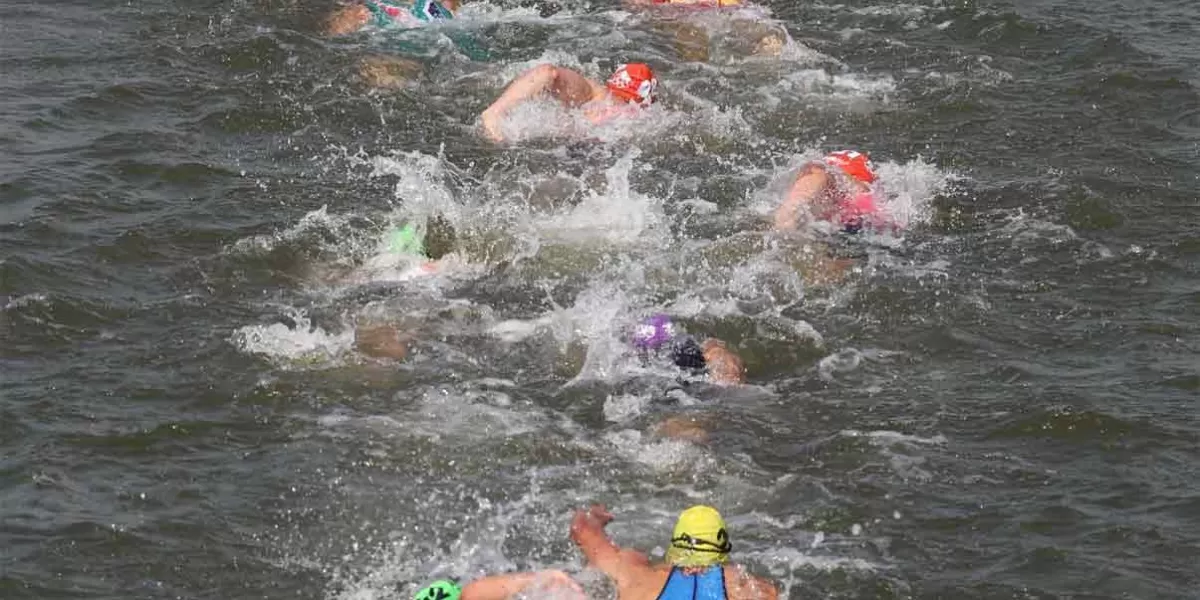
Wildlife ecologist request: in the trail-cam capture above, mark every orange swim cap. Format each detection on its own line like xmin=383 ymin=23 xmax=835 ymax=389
xmin=606 ymin=63 xmax=658 ymax=107
xmin=824 ymin=150 xmax=877 ymax=184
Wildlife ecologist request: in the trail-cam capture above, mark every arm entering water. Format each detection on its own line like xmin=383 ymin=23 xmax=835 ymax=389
xmin=481 ymin=65 xmax=602 ymax=142
xmin=773 ymin=163 xmax=830 ymax=231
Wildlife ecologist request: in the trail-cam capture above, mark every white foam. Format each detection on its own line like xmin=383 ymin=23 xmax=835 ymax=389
xmin=602 ymin=429 xmax=713 ymax=471
xmin=817 ymin=348 xmax=863 ymax=381
xmin=602 ymin=393 xmax=650 ymax=423
xmin=231 ymin=308 xmax=355 ymax=369
xmin=841 ymin=429 xmax=948 ymax=446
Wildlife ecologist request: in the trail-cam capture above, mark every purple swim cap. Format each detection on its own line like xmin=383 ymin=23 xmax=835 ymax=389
xmin=632 ymin=314 xmax=676 ymax=350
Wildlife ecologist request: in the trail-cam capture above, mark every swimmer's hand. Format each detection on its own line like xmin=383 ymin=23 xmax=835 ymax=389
xmin=480 ymin=108 xmax=506 ymax=143
xmin=571 ymin=504 xmax=614 ymax=536
xmin=580 ymin=504 xmax=614 ymax=526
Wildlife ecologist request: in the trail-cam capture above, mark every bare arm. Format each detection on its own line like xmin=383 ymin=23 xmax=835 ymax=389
xmin=461 ymin=570 xmax=583 ymax=600
xmin=481 ymin=65 xmax=601 ymax=142
xmin=702 ymin=338 xmax=745 ymax=384
xmin=324 ymin=3 xmax=370 ymax=36
xmin=773 ymin=163 xmax=829 ymax=231
xmin=354 ymin=324 xmax=413 ymax=360
xmin=569 ymin=504 xmax=653 ymax=590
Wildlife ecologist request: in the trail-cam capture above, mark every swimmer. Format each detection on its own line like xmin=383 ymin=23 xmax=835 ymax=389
xmin=350 ymin=215 xmax=458 ymax=361
xmin=623 ymin=0 xmax=787 ymax=62
xmin=413 ymin=571 xmax=585 ymax=600
xmin=631 ymin=314 xmax=745 ymax=385
xmin=325 ymin=0 xmax=460 ymax=36
xmin=324 ymin=0 xmax=488 ymax=88
xmin=570 ymin=504 xmax=779 ymax=600
xmin=773 ymin=150 xmax=895 ymax=234
xmin=627 ymin=314 xmax=744 ymax=445
xmin=480 ymin=63 xmax=659 ymax=143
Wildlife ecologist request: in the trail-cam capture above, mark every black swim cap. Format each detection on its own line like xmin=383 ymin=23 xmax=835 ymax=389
xmin=670 ymin=336 xmax=707 ymax=371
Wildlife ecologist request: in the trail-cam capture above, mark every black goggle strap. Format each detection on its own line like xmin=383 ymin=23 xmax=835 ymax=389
xmin=670 ymin=533 xmax=731 ymax=554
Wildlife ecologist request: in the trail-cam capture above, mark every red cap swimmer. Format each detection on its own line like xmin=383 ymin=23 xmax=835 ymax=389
xmin=824 ymin=150 xmax=876 ymax=184
xmin=606 ymin=63 xmax=658 ymax=107
xmin=822 ymin=151 xmax=891 ymax=234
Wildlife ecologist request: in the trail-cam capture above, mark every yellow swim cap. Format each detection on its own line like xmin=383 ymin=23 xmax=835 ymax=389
xmin=665 ymin=505 xmax=731 ymax=568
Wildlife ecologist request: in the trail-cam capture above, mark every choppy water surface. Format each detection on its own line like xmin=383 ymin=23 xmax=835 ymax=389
xmin=2 ymin=0 xmax=1198 ymax=598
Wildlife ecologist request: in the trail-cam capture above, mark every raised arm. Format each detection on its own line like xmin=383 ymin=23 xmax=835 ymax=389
xmin=570 ymin=505 xmax=657 ymax=588
xmin=570 ymin=505 xmax=622 ymax=568
xmin=481 ymin=65 xmax=601 ymax=142
xmin=773 ymin=163 xmax=830 ymax=231
xmin=701 ymin=338 xmax=745 ymax=384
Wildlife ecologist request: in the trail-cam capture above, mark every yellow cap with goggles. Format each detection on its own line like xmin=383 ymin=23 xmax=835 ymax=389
xmin=665 ymin=505 xmax=731 ymax=568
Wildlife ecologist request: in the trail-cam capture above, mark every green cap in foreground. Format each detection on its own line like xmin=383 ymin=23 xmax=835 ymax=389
xmin=388 ymin=222 xmax=426 ymax=257
xmin=414 ymin=579 xmax=461 ymax=600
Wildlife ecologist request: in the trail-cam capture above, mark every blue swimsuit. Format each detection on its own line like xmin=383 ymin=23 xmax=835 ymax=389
xmin=656 ymin=567 xmax=727 ymax=600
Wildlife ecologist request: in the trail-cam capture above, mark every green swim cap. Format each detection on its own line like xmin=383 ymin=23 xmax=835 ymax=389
xmin=388 ymin=222 xmax=426 ymax=257
xmin=414 ymin=579 xmax=461 ymax=600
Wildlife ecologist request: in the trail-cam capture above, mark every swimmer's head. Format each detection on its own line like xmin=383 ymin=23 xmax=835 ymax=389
xmin=632 ymin=314 xmax=676 ymax=350
xmin=412 ymin=0 xmax=454 ymax=21
xmin=388 ymin=222 xmax=426 ymax=256
xmin=414 ymin=580 xmax=461 ymax=600
xmin=667 ymin=505 xmax=731 ymax=568
xmin=606 ymin=63 xmax=658 ymax=107
xmin=387 ymin=215 xmax=457 ymax=259
xmin=824 ymin=150 xmax=877 ymax=185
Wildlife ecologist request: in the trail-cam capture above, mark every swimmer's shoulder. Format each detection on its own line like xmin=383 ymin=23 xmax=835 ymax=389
xmin=615 ymin=563 xmax=672 ymax=600
xmin=723 ymin=564 xmax=779 ymax=600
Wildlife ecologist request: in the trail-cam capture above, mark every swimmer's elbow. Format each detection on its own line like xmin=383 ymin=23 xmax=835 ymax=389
xmin=530 ymin=64 xmax=560 ymax=86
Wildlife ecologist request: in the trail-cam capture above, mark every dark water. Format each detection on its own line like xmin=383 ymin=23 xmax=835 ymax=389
xmin=2 ymin=0 xmax=1198 ymax=598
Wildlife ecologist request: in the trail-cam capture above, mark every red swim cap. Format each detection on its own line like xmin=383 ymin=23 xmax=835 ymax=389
xmin=824 ymin=150 xmax=877 ymax=184
xmin=606 ymin=63 xmax=658 ymax=107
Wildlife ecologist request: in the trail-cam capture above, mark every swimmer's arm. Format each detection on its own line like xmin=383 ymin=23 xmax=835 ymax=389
xmin=481 ymin=65 xmax=599 ymax=142
xmin=442 ymin=0 xmax=462 ymax=10
xmin=324 ymin=2 xmax=371 ymax=36
xmin=701 ymin=338 xmax=745 ymax=384
xmin=773 ymin=163 xmax=830 ymax=231
xmin=461 ymin=570 xmax=582 ymax=600
xmin=354 ymin=324 xmax=414 ymax=360
xmin=569 ymin=505 xmax=643 ymax=586
xmin=461 ymin=574 xmax=537 ymax=600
